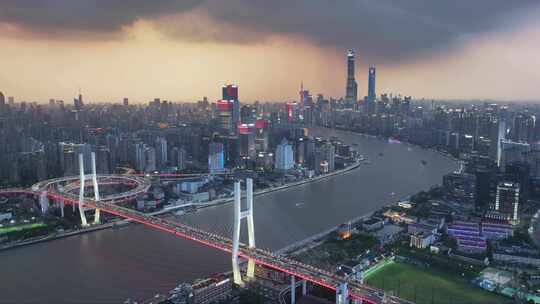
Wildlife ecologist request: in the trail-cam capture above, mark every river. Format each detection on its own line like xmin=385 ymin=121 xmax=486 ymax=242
xmin=0 ymin=128 xmax=457 ymax=304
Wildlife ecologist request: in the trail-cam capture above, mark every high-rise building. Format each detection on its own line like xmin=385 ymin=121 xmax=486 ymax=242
xmin=314 ymin=143 xmax=335 ymax=173
xmin=155 ymin=136 xmax=168 ymax=168
xmin=275 ymin=138 xmax=294 ymax=171
xmin=217 ymin=100 xmax=234 ymax=134
xmin=500 ymin=140 xmax=530 ymax=172
xmin=208 ymin=142 xmax=225 ymax=173
xmin=171 ymin=147 xmax=187 ymax=171
xmin=368 ymin=67 xmax=376 ymax=101
xmin=222 ymin=84 xmax=240 ymax=128
xmin=238 ymin=124 xmax=256 ymax=159
xmin=511 ymin=113 xmax=536 ymax=143
xmin=365 ymin=66 xmax=376 ymax=114
xmin=74 ymin=93 xmax=84 ymax=110
xmin=494 ymin=182 xmax=520 ymax=222
xmin=345 ymin=50 xmax=358 ymax=106
xmin=134 ymin=142 xmax=146 ymax=172
xmin=299 ymin=82 xmax=311 ymax=120
xmin=240 ymin=105 xmax=257 ymax=124
xmin=58 ymin=142 xmax=92 ymax=176
xmin=144 ymin=146 xmax=156 ymax=172
xmin=0 ymin=91 xmax=5 ymax=105
xmin=443 ymin=172 xmax=476 ymax=204
xmin=496 ymin=118 xmax=507 ymax=167
xmin=285 ymin=102 xmax=297 ymax=122
xmin=123 ymin=97 xmax=129 ymax=106
xmin=95 ymin=146 xmax=111 ymax=174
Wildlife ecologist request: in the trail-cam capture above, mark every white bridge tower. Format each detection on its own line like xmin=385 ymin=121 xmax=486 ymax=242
xmin=232 ymin=178 xmax=256 ymax=286
xmin=77 ymin=152 xmax=101 ymax=226
xmin=91 ymin=152 xmax=101 ymax=224
xmin=78 ymin=153 xmax=89 ymax=227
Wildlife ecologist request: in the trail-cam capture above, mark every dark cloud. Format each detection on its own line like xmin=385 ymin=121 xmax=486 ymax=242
xmin=0 ymin=0 xmax=200 ymax=32
xmin=0 ymin=0 xmax=538 ymax=61
xmin=200 ymin=0 xmax=539 ymax=62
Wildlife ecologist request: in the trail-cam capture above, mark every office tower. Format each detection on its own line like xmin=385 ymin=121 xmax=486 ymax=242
xmin=505 ymin=162 xmax=530 ymax=203
xmin=171 ymin=147 xmax=187 ymax=171
xmin=58 ymin=142 xmax=92 ymax=176
xmin=123 ymin=98 xmax=129 ymax=106
xmin=223 ymin=84 xmax=240 ymax=128
xmin=217 ymin=100 xmax=234 ymax=134
xmin=285 ymin=102 xmax=297 ymax=122
xmin=500 ymin=141 xmax=530 ymax=172
xmin=345 ymin=50 xmax=358 ymax=106
xmin=314 ymin=143 xmax=335 ymax=173
xmin=222 ymin=84 xmax=238 ymax=100
xmin=144 ymin=146 xmax=157 ymax=172
xmin=95 ymin=146 xmax=111 ymax=174
xmin=443 ymin=172 xmax=477 ymax=204
xmin=7 ymin=96 xmax=14 ymax=105
xmin=238 ymin=126 xmax=256 ymax=159
xmin=512 ymin=113 xmax=535 ymax=143
xmin=254 ymin=119 xmax=269 ymax=152
xmin=208 ymin=142 xmax=225 ymax=173
xmin=496 ymin=118 xmax=506 ymax=167
xmin=135 ymin=142 xmax=146 ymax=172
xmin=494 ymin=182 xmax=520 ymax=222
xmin=275 ymin=138 xmax=294 ymax=171
xmin=74 ymin=92 xmax=84 ymax=110
xmin=155 ymin=136 xmax=168 ymax=168
xmin=240 ymin=105 xmax=257 ymax=124
xmin=299 ymin=82 xmax=310 ymax=120
xmin=368 ymin=66 xmax=376 ymax=104
xmin=0 ymin=91 xmax=5 ymax=105
xmin=368 ymin=67 xmax=376 ymax=99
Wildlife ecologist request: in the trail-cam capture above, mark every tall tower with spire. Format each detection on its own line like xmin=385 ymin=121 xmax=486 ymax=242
xmin=345 ymin=50 xmax=358 ymax=107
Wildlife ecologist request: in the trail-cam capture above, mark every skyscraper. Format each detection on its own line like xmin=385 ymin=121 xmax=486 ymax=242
xmin=0 ymin=91 xmax=5 ymax=105
xmin=368 ymin=67 xmax=376 ymax=101
xmin=494 ymin=182 xmax=520 ymax=222
xmin=222 ymin=84 xmax=240 ymax=129
xmin=345 ymin=50 xmax=358 ymax=106
xmin=496 ymin=117 xmax=506 ymax=167
xmin=74 ymin=92 xmax=84 ymax=110
xmin=208 ymin=142 xmax=225 ymax=173
xmin=155 ymin=136 xmax=168 ymax=168
xmin=275 ymin=138 xmax=294 ymax=171
xmin=217 ymin=100 xmax=234 ymax=134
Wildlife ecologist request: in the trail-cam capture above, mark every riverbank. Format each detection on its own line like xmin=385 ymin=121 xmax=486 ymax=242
xmin=0 ymin=221 xmax=116 ymax=251
xmin=0 ymin=160 xmax=363 ymax=252
xmin=333 ymin=126 xmax=460 ymax=163
xmin=193 ymin=159 xmax=363 ymax=210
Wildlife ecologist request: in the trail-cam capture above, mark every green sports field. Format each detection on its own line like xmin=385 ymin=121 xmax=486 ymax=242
xmin=365 ymin=262 xmax=510 ymax=304
xmin=0 ymin=222 xmax=46 ymax=234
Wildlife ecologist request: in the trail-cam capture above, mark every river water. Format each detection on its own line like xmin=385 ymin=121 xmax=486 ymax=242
xmin=0 ymin=128 xmax=457 ymax=304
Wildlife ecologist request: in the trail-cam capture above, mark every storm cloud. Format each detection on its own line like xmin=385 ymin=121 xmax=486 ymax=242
xmin=0 ymin=0 xmax=538 ymax=61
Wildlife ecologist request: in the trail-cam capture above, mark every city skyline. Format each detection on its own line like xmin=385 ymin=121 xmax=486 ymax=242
xmin=1 ymin=1 xmax=540 ymax=103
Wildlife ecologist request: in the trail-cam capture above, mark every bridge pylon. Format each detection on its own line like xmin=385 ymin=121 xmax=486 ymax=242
xmin=232 ymin=178 xmax=256 ymax=286
xmin=336 ymin=282 xmax=349 ymax=304
xmin=91 ymin=152 xmax=101 ymax=224
xmin=39 ymin=190 xmax=49 ymax=214
xmin=78 ymin=153 xmax=89 ymax=227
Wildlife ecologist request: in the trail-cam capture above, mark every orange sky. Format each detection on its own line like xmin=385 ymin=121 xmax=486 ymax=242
xmin=0 ymin=13 xmax=539 ymax=103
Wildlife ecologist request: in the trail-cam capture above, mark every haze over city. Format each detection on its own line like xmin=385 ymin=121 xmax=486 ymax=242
xmin=1 ymin=1 xmax=540 ymax=102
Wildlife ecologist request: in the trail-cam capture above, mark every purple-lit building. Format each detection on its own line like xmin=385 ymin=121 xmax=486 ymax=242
xmin=447 ymin=221 xmax=487 ymax=252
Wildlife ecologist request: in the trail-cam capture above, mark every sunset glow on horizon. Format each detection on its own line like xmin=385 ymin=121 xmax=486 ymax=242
xmin=1 ymin=2 xmax=539 ymax=103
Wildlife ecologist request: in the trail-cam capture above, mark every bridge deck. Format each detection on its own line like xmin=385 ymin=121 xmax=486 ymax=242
xmin=1 ymin=186 xmax=413 ymax=304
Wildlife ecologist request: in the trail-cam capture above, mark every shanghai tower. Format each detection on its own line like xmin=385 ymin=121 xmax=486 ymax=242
xmin=345 ymin=50 xmax=358 ymax=105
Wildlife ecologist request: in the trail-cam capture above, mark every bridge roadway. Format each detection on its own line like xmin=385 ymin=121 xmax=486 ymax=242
xmin=1 ymin=179 xmax=412 ymax=304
